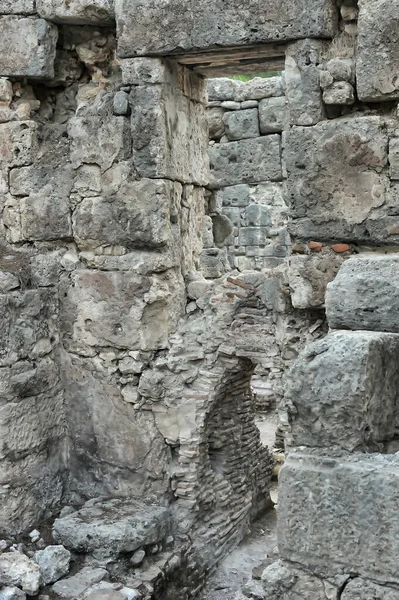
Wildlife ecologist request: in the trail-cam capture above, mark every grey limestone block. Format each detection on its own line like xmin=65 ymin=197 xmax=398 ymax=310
xmin=34 ymin=545 xmax=71 ymax=585
xmin=223 ymin=108 xmax=260 ymax=141
xmin=115 ymin=0 xmax=337 ymax=57
xmin=0 ymin=553 xmax=41 ymax=595
xmin=357 ymin=0 xmax=399 ymax=101
xmin=130 ymin=82 xmax=209 ymax=185
xmin=234 ymin=76 xmax=285 ymax=102
xmin=259 ymin=97 xmax=286 ymax=133
xmin=326 ymin=255 xmax=399 ymax=333
xmin=209 ymin=136 xmax=282 ymax=188
xmin=36 ymin=0 xmax=114 ymax=24
xmin=278 ymin=450 xmax=399 ymax=585
xmin=73 ymin=178 xmax=182 ymax=250
xmin=323 ymin=81 xmax=355 ymax=105
xmin=53 ymin=498 xmax=170 ymax=555
xmin=285 ymin=330 xmax=399 ymax=451
xmin=207 ymin=106 xmax=225 ymax=140
xmin=287 ymin=253 xmax=344 ymax=309
xmin=0 ymin=16 xmax=57 ymax=78
xmin=285 ymin=117 xmax=388 ymax=234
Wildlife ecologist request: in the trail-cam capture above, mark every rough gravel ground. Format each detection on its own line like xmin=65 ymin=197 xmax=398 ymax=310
xmin=201 ymin=497 xmax=278 ymax=600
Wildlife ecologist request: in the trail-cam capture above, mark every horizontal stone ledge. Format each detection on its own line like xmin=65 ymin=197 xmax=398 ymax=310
xmin=115 ymin=0 xmax=338 ymax=57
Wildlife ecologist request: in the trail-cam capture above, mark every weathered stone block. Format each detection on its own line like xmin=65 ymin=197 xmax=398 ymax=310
xmin=278 ymin=451 xmax=399 ymax=585
xmin=323 ymin=81 xmax=355 ymax=105
xmin=357 ymin=0 xmax=399 ymax=101
xmin=36 ymin=0 xmax=114 ymax=24
xmin=259 ymin=97 xmax=286 ymax=134
xmin=287 ymin=254 xmax=343 ymax=309
xmin=207 ymin=107 xmax=225 ymax=140
xmin=130 ymin=82 xmax=209 ymax=185
xmin=53 ymin=498 xmax=169 ymax=555
xmin=0 ymin=1 xmax=35 ymax=14
xmin=61 ymin=354 xmax=171 ymax=499
xmin=69 ymin=111 xmax=127 ymax=174
xmin=73 ymin=179 xmax=181 ymax=250
xmin=234 ymin=76 xmax=285 ymax=102
xmin=209 ymin=136 xmax=282 ymax=188
xmin=61 ymin=269 xmax=185 ymax=352
xmin=286 ymin=117 xmax=388 ymax=237
xmin=223 ymin=108 xmax=260 ymax=141
xmin=115 ymin=0 xmax=337 ymax=57
xmin=326 ymin=255 xmax=399 ymax=332
xmin=0 ymin=122 xmax=38 ymax=168
xmin=0 ymin=16 xmax=57 ymax=78
xmin=285 ymin=39 xmax=325 ymax=126
xmin=285 ymin=331 xmax=399 ymax=451
xmin=216 ymin=184 xmax=251 ymax=207
xmin=342 ymin=579 xmax=399 ymax=600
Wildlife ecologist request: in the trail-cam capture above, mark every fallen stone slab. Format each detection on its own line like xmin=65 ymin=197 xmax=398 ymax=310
xmin=53 ymin=498 xmax=170 ymax=556
xmin=326 ymin=255 xmax=399 ymax=332
xmin=52 ymin=567 xmax=108 ymax=598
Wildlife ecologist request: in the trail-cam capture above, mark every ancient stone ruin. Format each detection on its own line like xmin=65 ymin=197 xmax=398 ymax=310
xmin=1 ymin=0 xmax=399 ymax=598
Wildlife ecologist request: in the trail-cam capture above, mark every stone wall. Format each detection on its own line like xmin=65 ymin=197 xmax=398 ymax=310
xmin=2 ymin=0 xmax=399 ymax=599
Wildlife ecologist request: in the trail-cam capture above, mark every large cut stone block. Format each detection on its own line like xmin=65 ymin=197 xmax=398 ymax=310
xmin=286 ymin=117 xmax=388 ymax=240
xmin=278 ymin=451 xmax=399 ymax=585
xmin=0 ymin=16 xmax=57 ymax=78
xmin=357 ymin=0 xmax=399 ymax=101
xmin=73 ymin=179 xmax=182 ymax=251
xmin=115 ymin=0 xmax=337 ymax=57
xmin=130 ymin=81 xmax=209 ymax=185
xmin=60 ymin=269 xmax=185 ymax=352
xmin=36 ymin=0 xmax=114 ymax=24
xmin=209 ymin=136 xmax=282 ymax=188
xmin=8 ymin=165 xmax=73 ymax=242
xmin=60 ymin=353 xmax=171 ymax=499
xmin=326 ymin=255 xmax=399 ymax=332
xmin=53 ymin=498 xmax=169 ymax=555
xmin=285 ymin=331 xmax=399 ymax=451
